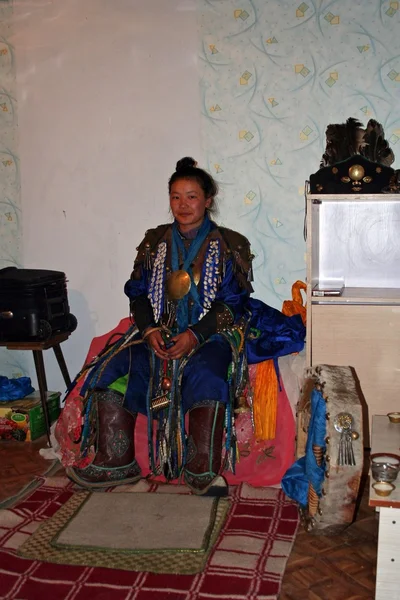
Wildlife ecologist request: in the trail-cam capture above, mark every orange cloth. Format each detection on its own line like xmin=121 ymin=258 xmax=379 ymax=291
xmin=253 ymin=280 xmax=306 ymax=440
xmin=253 ymin=358 xmax=278 ymax=440
xmin=282 ymin=280 xmax=307 ymax=325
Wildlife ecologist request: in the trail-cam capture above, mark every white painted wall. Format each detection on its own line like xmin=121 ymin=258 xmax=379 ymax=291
xmin=12 ymin=0 xmax=202 ymax=392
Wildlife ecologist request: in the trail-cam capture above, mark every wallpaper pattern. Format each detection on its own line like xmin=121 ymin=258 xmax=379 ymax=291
xmin=1 ymin=1 xmax=400 ymax=377
xmin=0 ymin=0 xmax=26 ymax=376
xmin=198 ymin=0 xmax=400 ymax=307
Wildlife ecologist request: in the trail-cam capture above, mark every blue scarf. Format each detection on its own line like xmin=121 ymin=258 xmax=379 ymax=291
xmin=171 ymin=214 xmax=211 ymax=332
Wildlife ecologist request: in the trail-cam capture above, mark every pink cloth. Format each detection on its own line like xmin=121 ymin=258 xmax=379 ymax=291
xmin=56 ymin=318 xmax=296 ymax=486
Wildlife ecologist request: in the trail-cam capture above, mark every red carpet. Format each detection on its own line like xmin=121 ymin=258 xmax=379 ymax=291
xmin=0 ymin=476 xmax=299 ymax=600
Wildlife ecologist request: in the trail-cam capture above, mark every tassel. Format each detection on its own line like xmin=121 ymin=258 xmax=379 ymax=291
xmin=248 ymin=253 xmax=255 ymax=282
xmin=252 ymin=359 xmax=278 ymax=440
xmin=166 ymin=302 xmax=176 ymax=329
xmin=222 ymin=255 xmax=227 ymax=279
xmin=312 ymin=444 xmax=324 ymax=466
xmin=231 ymin=431 xmax=237 ymax=473
xmin=233 ymin=250 xmax=241 ymax=274
xmin=144 ymin=243 xmax=152 ymax=271
xmin=308 ymin=484 xmax=319 ymax=517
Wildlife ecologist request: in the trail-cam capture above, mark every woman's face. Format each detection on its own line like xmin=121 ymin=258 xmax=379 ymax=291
xmin=169 ymin=178 xmax=211 ymax=233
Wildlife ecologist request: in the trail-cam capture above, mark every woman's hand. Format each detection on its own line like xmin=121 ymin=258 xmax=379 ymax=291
xmin=166 ymin=330 xmax=198 ymax=360
xmin=146 ymin=329 xmax=170 ymax=360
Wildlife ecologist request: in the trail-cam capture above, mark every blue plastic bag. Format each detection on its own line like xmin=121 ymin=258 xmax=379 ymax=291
xmin=0 ymin=376 xmax=35 ymax=401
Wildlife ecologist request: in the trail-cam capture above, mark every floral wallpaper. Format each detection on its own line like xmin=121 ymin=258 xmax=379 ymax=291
xmin=198 ymin=0 xmax=400 ymax=308
xmin=0 ymin=0 xmax=26 ymax=377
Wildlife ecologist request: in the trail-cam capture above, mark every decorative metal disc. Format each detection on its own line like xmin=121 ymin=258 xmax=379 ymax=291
xmin=166 ymin=270 xmax=191 ymax=300
xmin=348 ymin=164 xmax=365 ymax=181
xmin=333 ymin=412 xmax=353 ymax=433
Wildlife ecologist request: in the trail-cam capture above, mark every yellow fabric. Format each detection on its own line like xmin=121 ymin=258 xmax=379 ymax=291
xmin=253 ymin=359 xmax=278 ymax=440
xmin=252 ymin=280 xmax=306 ymax=440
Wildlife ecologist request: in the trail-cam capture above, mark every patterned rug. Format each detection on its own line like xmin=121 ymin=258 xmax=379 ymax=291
xmin=0 ymin=475 xmax=299 ymax=600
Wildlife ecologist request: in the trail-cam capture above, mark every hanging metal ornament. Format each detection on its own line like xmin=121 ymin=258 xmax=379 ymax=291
xmin=334 ymin=412 xmax=357 ymax=466
xmin=161 ymin=376 xmax=172 ymax=391
xmin=166 ymin=270 xmax=191 ymax=300
xmin=191 ymin=264 xmax=201 ymax=286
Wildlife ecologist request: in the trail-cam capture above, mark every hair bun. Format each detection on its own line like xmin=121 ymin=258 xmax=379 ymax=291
xmin=176 ymin=157 xmax=197 ymax=171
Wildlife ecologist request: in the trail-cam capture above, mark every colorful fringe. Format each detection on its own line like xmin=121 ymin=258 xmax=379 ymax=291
xmin=252 ymin=280 xmax=306 ymax=441
xmin=252 ymin=359 xmax=278 ymax=440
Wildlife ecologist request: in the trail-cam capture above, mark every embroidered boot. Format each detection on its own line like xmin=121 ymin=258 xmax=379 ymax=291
xmin=66 ymin=390 xmax=141 ymax=489
xmin=183 ymin=402 xmax=228 ymax=496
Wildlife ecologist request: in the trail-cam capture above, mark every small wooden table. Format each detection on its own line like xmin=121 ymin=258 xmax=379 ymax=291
xmin=369 ymin=415 xmax=400 ymax=600
xmin=0 ymin=333 xmax=72 ymax=445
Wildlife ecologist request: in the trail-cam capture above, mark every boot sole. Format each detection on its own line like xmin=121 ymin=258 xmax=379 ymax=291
xmin=186 ymin=475 xmax=229 ymax=497
xmin=66 ymin=467 xmax=142 ymax=490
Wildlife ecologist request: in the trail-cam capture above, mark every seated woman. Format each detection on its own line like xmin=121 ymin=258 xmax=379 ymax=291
xmin=59 ymin=157 xmax=305 ymax=495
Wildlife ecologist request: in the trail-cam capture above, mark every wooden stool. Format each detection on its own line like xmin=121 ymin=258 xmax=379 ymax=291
xmin=0 ymin=333 xmax=72 ymax=445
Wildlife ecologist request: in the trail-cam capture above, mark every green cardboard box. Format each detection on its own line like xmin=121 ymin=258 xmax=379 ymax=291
xmin=0 ymin=391 xmax=61 ymax=441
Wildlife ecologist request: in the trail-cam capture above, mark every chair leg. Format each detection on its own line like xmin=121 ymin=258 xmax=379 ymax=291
xmin=32 ymin=350 xmax=52 ymax=446
xmin=53 ymin=343 xmax=72 ymax=388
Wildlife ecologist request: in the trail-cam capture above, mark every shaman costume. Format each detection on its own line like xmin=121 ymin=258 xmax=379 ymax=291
xmin=63 ymin=215 xmax=305 ymax=493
